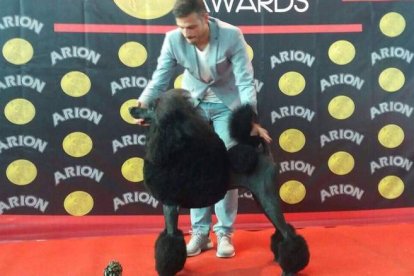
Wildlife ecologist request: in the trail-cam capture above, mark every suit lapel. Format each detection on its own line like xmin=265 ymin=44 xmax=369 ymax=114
xmin=207 ymin=18 xmax=219 ymax=81
xmin=187 ymin=42 xmax=200 ymax=80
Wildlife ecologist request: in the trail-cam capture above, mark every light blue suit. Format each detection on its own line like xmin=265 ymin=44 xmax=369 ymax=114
xmin=139 ymin=17 xmax=257 ymax=113
xmin=139 ymin=17 xmax=257 ymax=236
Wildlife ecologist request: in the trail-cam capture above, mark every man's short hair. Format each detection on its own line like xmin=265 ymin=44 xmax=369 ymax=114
xmin=172 ymin=0 xmax=207 ymax=18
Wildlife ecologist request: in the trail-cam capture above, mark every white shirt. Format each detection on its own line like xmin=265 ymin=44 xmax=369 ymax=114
xmin=195 ymin=44 xmax=222 ymax=103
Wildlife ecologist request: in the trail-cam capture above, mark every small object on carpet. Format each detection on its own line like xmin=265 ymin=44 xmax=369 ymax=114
xmin=104 ymin=260 xmax=123 ymax=276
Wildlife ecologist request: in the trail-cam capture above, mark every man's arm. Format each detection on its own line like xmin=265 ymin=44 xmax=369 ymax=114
xmin=229 ymin=29 xmax=257 ymax=113
xmin=230 ymin=30 xmax=272 ymax=143
xmin=138 ymin=32 xmax=178 ymax=107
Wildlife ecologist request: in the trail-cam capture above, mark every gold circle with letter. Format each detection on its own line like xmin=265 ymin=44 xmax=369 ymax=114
xmin=279 ymin=129 xmax=306 ymax=153
xmin=379 ymin=12 xmax=406 ymax=37
xmin=278 ymin=71 xmax=306 ymax=96
xmin=61 ymin=71 xmax=91 ymax=97
xmin=378 ymin=124 xmax=404 ymax=148
xmin=328 ymin=151 xmax=355 ymax=175
xmin=121 ymin=157 xmax=144 ymax=183
xmin=328 ymin=40 xmax=355 ymax=65
xmin=280 ymin=180 xmax=306 ymax=204
xmin=378 ymin=67 xmax=405 ymax=93
xmin=378 ymin=175 xmax=404 ymax=199
xmin=2 ymin=38 xmax=34 ymax=65
xmin=118 ymin=41 xmax=147 ymax=67
xmin=4 ymin=98 xmax=36 ymax=125
xmin=6 ymin=159 xmax=37 ymax=186
xmin=328 ymin=95 xmax=355 ymax=120
xmin=114 ymin=0 xmax=175 ymax=20
xmin=174 ymin=74 xmax=184 ymax=89
xmin=62 ymin=132 xmax=93 ymax=157
xmin=64 ymin=191 xmax=94 ymax=216
xmin=120 ymin=99 xmax=139 ymax=124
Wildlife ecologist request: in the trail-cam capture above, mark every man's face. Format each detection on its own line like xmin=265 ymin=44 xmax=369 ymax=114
xmin=176 ymin=12 xmax=209 ymax=46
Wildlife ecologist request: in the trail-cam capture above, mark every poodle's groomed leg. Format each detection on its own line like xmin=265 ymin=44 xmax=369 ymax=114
xmin=232 ymin=155 xmax=309 ymax=275
xmin=163 ymin=205 xmax=179 ymax=235
xmin=233 ymin=155 xmax=292 ymax=238
xmin=154 ymin=205 xmax=186 ymax=276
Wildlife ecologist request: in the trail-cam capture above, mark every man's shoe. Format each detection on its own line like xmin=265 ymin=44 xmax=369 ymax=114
xmin=186 ymin=232 xmax=213 ymax=257
xmin=216 ymin=233 xmax=235 ymax=258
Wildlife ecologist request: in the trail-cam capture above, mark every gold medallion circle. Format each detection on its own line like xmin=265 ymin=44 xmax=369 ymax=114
xmin=62 ymin=132 xmax=93 ymax=157
xmin=4 ymin=98 xmax=36 ymax=125
xmin=328 ymin=40 xmax=356 ymax=65
xmin=174 ymin=74 xmax=184 ymax=89
xmin=328 ymin=95 xmax=355 ymax=120
xmin=64 ymin=191 xmax=94 ymax=216
xmin=378 ymin=175 xmax=404 ymax=199
xmin=378 ymin=124 xmax=404 ymax=148
xmin=279 ymin=129 xmax=306 ymax=153
xmin=279 ymin=180 xmax=306 ymax=204
xmin=328 ymin=151 xmax=355 ymax=175
xmin=61 ymin=71 xmax=91 ymax=97
xmin=246 ymin=43 xmax=254 ymax=62
xmin=278 ymin=71 xmax=306 ymax=96
xmin=114 ymin=0 xmax=175 ymax=20
xmin=379 ymin=12 xmax=406 ymax=37
xmin=120 ymin=99 xmax=139 ymax=124
xmin=378 ymin=67 xmax=405 ymax=93
xmin=118 ymin=41 xmax=148 ymax=67
xmin=2 ymin=38 xmax=34 ymax=65
xmin=6 ymin=159 xmax=37 ymax=186
xmin=121 ymin=157 xmax=144 ymax=183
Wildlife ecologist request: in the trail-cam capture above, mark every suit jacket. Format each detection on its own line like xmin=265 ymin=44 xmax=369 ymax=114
xmin=138 ymin=17 xmax=257 ymax=112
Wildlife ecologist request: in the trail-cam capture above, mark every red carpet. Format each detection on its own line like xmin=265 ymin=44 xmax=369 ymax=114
xmin=1 ymin=223 xmax=414 ymax=275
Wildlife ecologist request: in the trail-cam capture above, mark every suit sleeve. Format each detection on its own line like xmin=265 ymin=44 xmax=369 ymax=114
xmin=138 ymin=33 xmax=177 ymax=106
xmin=229 ymin=30 xmax=257 ymax=113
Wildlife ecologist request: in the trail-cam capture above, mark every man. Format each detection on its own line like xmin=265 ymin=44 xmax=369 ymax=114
xmin=136 ymin=0 xmax=271 ymax=258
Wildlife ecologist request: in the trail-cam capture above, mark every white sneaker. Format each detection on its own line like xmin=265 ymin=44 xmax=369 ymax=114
xmin=216 ymin=233 xmax=235 ymax=258
xmin=186 ymin=232 xmax=213 ymax=257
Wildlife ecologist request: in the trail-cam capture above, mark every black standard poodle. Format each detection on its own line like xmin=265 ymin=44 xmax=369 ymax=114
xmin=129 ymin=89 xmax=310 ymax=276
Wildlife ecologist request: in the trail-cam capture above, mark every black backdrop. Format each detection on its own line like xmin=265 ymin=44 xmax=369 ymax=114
xmin=1 ymin=0 xmax=413 ymax=217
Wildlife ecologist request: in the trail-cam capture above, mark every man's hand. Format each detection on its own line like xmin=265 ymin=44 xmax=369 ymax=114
xmin=251 ymin=123 xmax=272 ymax=144
xmin=134 ymin=101 xmax=150 ymax=126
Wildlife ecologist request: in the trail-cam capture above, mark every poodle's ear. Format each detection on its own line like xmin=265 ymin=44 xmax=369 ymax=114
xmin=230 ymin=104 xmax=261 ymax=146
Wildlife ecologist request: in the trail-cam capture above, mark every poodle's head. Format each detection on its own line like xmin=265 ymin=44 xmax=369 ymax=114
xmin=131 ymin=89 xmax=193 ymax=124
xmin=152 ymin=89 xmax=194 ymax=123
xmin=134 ymin=89 xmax=199 ymax=127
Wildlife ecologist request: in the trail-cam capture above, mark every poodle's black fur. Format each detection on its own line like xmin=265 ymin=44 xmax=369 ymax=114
xmin=143 ymin=90 xmax=229 ymax=208
xmin=134 ymin=89 xmax=309 ymax=276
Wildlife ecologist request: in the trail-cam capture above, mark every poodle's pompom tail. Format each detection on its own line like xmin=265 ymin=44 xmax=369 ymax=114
xmin=155 ymin=230 xmax=186 ymax=276
xmin=230 ymin=104 xmax=259 ymax=146
xmin=228 ymin=144 xmax=258 ymax=173
xmin=273 ymin=225 xmax=310 ymax=274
